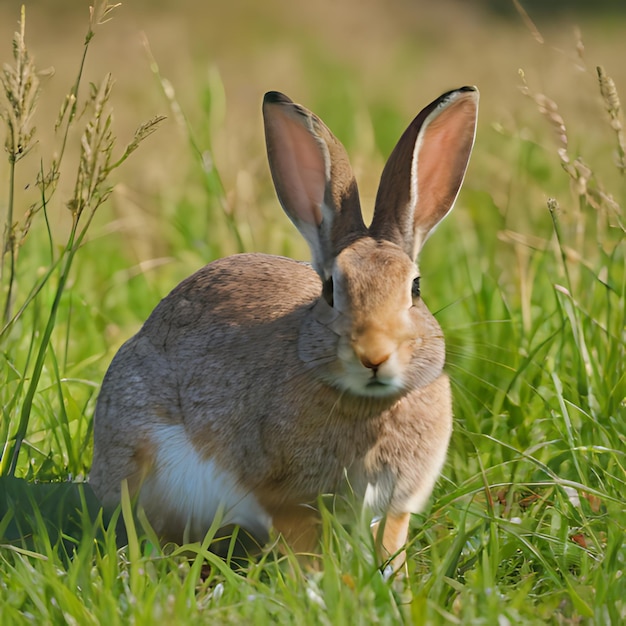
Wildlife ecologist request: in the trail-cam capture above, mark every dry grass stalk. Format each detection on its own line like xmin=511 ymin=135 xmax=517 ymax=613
xmin=0 ymin=5 xmax=39 ymax=164
xmin=0 ymin=6 xmax=40 ymax=322
xmin=597 ymin=65 xmax=626 ymax=175
xmin=520 ymin=69 xmax=624 ymax=235
xmin=519 ymin=70 xmax=568 ymax=159
xmin=69 ymin=75 xmax=116 ymax=222
xmin=90 ymin=1 xmax=122 ymax=29
xmin=0 ymin=1 xmax=165 ymax=475
xmin=68 ymin=73 xmax=166 ymax=226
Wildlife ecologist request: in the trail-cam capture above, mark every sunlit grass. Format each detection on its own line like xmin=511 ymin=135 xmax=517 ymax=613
xmin=0 ymin=1 xmax=625 ymax=624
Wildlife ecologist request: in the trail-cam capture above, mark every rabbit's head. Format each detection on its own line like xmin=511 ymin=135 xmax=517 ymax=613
xmin=263 ymin=88 xmax=478 ymax=399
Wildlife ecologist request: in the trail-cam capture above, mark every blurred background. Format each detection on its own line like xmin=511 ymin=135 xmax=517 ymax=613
xmin=0 ymin=0 xmax=624 ymax=324
xmin=1 ymin=1 xmax=624 ymax=208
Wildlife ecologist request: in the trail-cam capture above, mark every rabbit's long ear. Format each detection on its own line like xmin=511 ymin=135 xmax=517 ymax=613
xmin=370 ymin=87 xmax=478 ymax=260
xmin=263 ymin=92 xmax=366 ymax=279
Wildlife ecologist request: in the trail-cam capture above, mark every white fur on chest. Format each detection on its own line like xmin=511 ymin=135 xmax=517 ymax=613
xmin=139 ymin=423 xmax=271 ymax=542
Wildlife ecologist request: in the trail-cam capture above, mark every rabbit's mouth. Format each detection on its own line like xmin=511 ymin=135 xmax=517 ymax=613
xmin=347 ymin=368 xmax=405 ymax=398
xmin=363 ymin=373 xmax=405 ymax=398
xmin=366 ymin=377 xmax=391 ymax=390
xmin=359 ymin=380 xmax=403 ymax=399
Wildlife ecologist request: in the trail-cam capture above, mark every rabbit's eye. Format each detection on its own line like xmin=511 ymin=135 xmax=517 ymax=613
xmin=322 ymin=276 xmax=334 ymax=306
xmin=411 ymin=276 xmax=421 ymax=299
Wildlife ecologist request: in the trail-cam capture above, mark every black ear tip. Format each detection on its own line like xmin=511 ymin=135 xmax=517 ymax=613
xmin=433 ymin=86 xmax=479 ymax=108
xmin=440 ymin=86 xmax=479 ymax=100
xmin=264 ymin=91 xmax=294 ymax=105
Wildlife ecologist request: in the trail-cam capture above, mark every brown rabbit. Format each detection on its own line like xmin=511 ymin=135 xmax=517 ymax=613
xmin=90 ymin=86 xmax=479 ymax=573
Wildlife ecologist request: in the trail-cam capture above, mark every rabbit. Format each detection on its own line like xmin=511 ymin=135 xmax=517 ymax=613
xmin=90 ymin=86 xmax=479 ymax=574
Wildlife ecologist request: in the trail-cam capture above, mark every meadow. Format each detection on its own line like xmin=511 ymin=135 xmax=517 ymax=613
xmin=0 ymin=1 xmax=624 ymax=623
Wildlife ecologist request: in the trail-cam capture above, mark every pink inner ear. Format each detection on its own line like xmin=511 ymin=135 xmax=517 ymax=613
xmin=266 ymin=110 xmax=327 ymax=227
xmin=414 ymin=96 xmax=477 ymax=238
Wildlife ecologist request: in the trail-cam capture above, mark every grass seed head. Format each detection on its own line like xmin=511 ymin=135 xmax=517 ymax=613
xmin=597 ymin=65 xmax=626 ymax=174
xmin=519 ymin=70 xmax=568 ymax=154
xmin=597 ymin=65 xmax=622 ymax=124
xmin=68 ymin=75 xmax=115 ymax=220
xmin=0 ymin=6 xmax=39 ymax=164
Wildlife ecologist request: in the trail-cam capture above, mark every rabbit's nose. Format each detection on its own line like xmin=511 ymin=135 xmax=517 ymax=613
xmin=352 ymin=330 xmax=396 ymax=371
xmin=359 ymin=354 xmax=389 ymax=371
xmin=354 ymin=342 xmax=393 ymax=371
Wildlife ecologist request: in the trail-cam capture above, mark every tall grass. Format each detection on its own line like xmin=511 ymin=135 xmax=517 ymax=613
xmin=0 ymin=2 xmax=163 ymax=477
xmin=433 ymin=50 xmax=625 ymax=623
xmin=0 ymin=2 xmax=624 ymax=624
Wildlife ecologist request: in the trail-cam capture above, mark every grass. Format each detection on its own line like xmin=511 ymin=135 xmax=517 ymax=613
xmin=1 ymin=1 xmax=625 ymax=624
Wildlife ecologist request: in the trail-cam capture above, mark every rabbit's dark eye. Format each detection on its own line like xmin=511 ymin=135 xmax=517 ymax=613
xmin=322 ymin=276 xmax=334 ymax=306
xmin=411 ymin=276 xmax=421 ymax=299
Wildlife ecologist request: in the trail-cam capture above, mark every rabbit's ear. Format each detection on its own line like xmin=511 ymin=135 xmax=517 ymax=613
xmin=263 ymin=92 xmax=366 ymax=279
xmin=370 ymin=87 xmax=478 ymax=260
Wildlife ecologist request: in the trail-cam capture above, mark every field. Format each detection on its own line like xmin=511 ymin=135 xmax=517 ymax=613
xmin=0 ymin=0 xmax=624 ymax=623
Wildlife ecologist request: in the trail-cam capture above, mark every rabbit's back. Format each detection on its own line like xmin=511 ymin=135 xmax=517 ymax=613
xmin=149 ymin=253 xmax=320 ymax=343
xmin=91 ymin=255 xmax=319 ymax=473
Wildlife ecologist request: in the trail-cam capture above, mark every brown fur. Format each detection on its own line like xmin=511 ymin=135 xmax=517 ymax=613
xmin=90 ymin=87 xmax=478 ymax=573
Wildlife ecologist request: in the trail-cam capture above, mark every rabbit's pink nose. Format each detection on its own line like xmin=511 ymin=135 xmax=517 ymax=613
xmin=356 ymin=348 xmax=391 ymax=372
xmin=353 ymin=331 xmax=396 ymax=371
xmin=357 ymin=351 xmax=390 ymax=371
